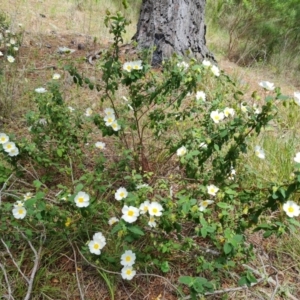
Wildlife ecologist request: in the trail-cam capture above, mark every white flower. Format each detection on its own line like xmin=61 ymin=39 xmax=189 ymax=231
xmin=13 ymin=47 xmax=18 ymax=51
xmin=224 ymin=107 xmax=235 ymax=118
xmin=8 ymin=147 xmax=19 ymax=157
xmin=255 ymin=146 xmax=265 ymax=159
xmin=121 ymin=250 xmax=136 ymax=266
xmin=240 ymin=103 xmax=248 ymax=113
xmin=38 ymin=118 xmax=47 ymax=125
xmin=177 ymin=146 xmax=187 ymax=157
xmin=12 ymin=206 xmax=27 ymax=219
xmin=131 ymin=60 xmax=143 ymax=70
xmin=0 ymin=51 xmax=3 ymax=56
xmin=123 ymin=62 xmax=133 ymax=72
xmin=115 ymin=187 xmax=128 ymax=201
xmin=195 ymin=91 xmax=206 ymax=102
xmin=199 ymin=142 xmax=208 ymax=149
xmin=52 ymin=73 xmax=61 ymax=80
xmin=199 ymin=200 xmax=214 ymax=212
xmin=202 ymin=59 xmax=211 ymax=68
xmin=108 ymin=217 xmax=119 ymax=225
xmin=9 ymin=38 xmax=16 ymax=45
xmin=7 ymin=55 xmax=15 ymax=63
xmin=148 ymin=216 xmax=157 ymax=227
xmin=74 ymin=191 xmax=90 ymax=208
xmin=24 ymin=192 xmax=33 ymax=201
xmin=104 ymin=115 xmax=115 ymax=126
xmin=177 ymin=61 xmax=189 ymax=70
xmin=210 ymin=110 xmax=224 ymax=124
xmin=136 ymin=183 xmax=149 ymax=190
xmin=122 ymin=96 xmax=129 ymax=102
xmin=294 ymin=152 xmax=300 ymax=163
xmin=259 ymin=81 xmax=275 ymax=91
xmin=211 ymin=65 xmax=220 ymax=76
xmin=148 ymin=202 xmax=163 ymax=217
xmin=139 ymin=200 xmax=150 ymax=214
xmin=228 ymin=168 xmax=236 ymax=180
xmin=104 ymin=108 xmax=115 ymax=117
xmin=207 ymin=184 xmax=219 ymax=196
xmin=3 ymin=141 xmax=16 ymax=153
xmin=14 ymin=200 xmax=24 ymax=207
xmin=68 ymin=106 xmax=75 ymax=112
xmin=0 ymin=133 xmax=9 ymax=144
xmin=111 ymin=121 xmax=121 ymax=131
xmin=35 ymin=87 xmax=47 ymax=93
xmin=93 ymin=232 xmax=106 ymax=247
xmin=88 ymin=240 xmax=102 ymax=255
xmin=95 ymin=142 xmax=106 ymax=150
xmin=121 ymin=266 xmax=136 ymax=280
xmin=85 ymin=108 xmax=93 ymax=117
xmin=283 ymin=201 xmax=300 ymax=218
xmin=294 ymin=92 xmax=300 ymax=106
xmin=121 ymin=205 xmax=139 ymax=223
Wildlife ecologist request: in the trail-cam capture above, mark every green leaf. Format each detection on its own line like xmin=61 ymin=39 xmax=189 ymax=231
xmin=217 ymin=202 xmax=232 ymax=209
xmin=111 ymin=222 xmax=122 ymax=235
xmin=127 ymin=225 xmax=144 ymax=236
xmin=33 ymin=180 xmax=42 ymax=189
xmin=75 ymin=183 xmax=84 ymax=193
xmin=57 ymin=148 xmax=63 ymax=157
xmin=160 ymin=261 xmax=170 ymax=273
xmin=223 ymin=242 xmax=232 ymax=254
xmin=201 ymin=227 xmax=208 ymax=238
xmin=238 ymin=276 xmax=248 ymax=286
xmin=179 ymin=276 xmax=194 ymax=286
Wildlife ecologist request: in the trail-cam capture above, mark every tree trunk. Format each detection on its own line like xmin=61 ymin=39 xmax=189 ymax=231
xmin=133 ymin=0 xmax=215 ymax=65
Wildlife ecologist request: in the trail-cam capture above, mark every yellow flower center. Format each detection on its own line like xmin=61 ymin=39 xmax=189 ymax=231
xmin=78 ymin=197 xmax=84 ymax=203
xmin=143 ymin=206 xmax=148 ymax=212
xmin=126 ymin=65 xmax=132 ymax=71
xmin=202 ymin=201 xmax=208 ymax=207
xmin=120 ymin=192 xmax=125 ymax=198
xmin=125 ymin=256 xmax=131 ymax=262
xmin=93 ymin=243 xmax=99 ymax=250
xmin=18 ymin=209 xmax=24 ymax=214
xmin=1 ymin=137 xmax=5 ymax=142
xmin=126 ymin=269 xmax=132 ymax=275
xmin=215 ymin=115 xmax=220 ymax=120
xmin=128 ymin=210 xmax=134 ymax=216
xmin=152 ymin=208 xmax=158 ymax=214
xmin=288 ymin=207 xmax=294 ymax=213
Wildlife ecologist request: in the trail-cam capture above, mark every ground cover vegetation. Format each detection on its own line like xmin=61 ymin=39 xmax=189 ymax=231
xmin=1 ymin=1 xmax=300 ymax=299
xmin=207 ymin=0 xmax=300 ymax=82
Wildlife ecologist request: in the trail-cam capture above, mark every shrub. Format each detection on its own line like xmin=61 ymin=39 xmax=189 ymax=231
xmin=1 ymin=9 xmax=300 ymax=299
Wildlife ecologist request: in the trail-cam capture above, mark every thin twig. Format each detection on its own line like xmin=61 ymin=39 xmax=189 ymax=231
xmin=18 ymin=230 xmax=45 ymax=300
xmin=0 ymin=238 xmax=29 ymax=283
xmin=0 ymin=173 xmax=14 ymax=206
xmin=0 ymin=262 xmax=15 ymax=300
xmin=69 ymin=241 xmax=85 ymax=300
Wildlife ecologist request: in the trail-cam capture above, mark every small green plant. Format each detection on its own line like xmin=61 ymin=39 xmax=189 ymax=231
xmin=1 ymin=8 xmax=300 ymax=299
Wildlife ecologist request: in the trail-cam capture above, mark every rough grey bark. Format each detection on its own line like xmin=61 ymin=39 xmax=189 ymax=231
xmin=133 ymin=0 xmax=215 ymax=65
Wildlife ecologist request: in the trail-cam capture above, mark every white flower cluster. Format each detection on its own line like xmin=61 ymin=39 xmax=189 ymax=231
xmin=210 ymin=107 xmax=235 ymax=124
xmin=123 ymin=60 xmax=143 ymax=72
xmin=177 ymin=61 xmax=189 ymax=71
xmin=114 ymin=186 xmax=163 ymax=226
xmin=259 ymin=81 xmax=275 ymax=91
xmin=0 ymin=133 xmax=19 ymax=157
xmin=202 ymin=59 xmax=220 ymax=77
xmin=103 ymin=108 xmax=121 ymax=131
xmin=120 ymin=250 xmax=136 ymax=280
xmin=88 ymin=232 xmax=106 ymax=255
